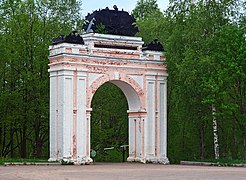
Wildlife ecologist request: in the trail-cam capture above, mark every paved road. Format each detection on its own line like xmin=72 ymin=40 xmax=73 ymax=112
xmin=0 ymin=163 xmax=245 ymax=180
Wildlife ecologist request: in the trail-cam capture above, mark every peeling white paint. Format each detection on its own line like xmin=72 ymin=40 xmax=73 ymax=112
xmin=49 ymin=33 xmax=169 ymax=164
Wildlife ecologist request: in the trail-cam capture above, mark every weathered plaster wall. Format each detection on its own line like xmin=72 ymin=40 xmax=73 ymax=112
xmin=49 ymin=33 xmax=169 ymax=164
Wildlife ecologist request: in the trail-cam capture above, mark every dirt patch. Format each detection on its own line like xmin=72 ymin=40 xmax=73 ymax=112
xmin=0 ymin=163 xmax=245 ymax=180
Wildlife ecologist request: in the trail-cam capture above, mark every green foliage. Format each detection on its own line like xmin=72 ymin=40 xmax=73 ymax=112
xmin=132 ymin=0 xmax=160 ymax=20
xmin=95 ymin=23 xmax=108 ymax=34
xmin=94 ymin=149 xmax=125 ymax=162
xmin=0 ymin=158 xmax=48 ymax=165
xmin=0 ymin=0 xmax=83 ymax=159
xmin=133 ymin=0 xmax=246 ymax=163
xmin=197 ymin=159 xmax=246 ymax=164
xmin=132 ymin=0 xmax=167 ymax=43
xmin=165 ymin=0 xmax=246 ymax=162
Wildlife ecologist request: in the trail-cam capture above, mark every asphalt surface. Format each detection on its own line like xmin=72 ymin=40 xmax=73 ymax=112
xmin=0 ymin=163 xmax=245 ymax=180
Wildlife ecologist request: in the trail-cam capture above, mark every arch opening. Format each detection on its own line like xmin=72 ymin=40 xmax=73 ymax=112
xmin=90 ymin=79 xmax=142 ymax=113
xmin=91 ymin=82 xmax=129 ymax=162
xmin=110 ymin=80 xmax=141 ymax=112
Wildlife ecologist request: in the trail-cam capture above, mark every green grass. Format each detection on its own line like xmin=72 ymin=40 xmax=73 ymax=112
xmin=191 ymin=159 xmax=246 ymax=166
xmin=93 ymin=149 xmax=126 ymax=163
xmin=0 ymin=158 xmax=49 ymax=165
xmin=197 ymin=159 xmax=246 ymax=164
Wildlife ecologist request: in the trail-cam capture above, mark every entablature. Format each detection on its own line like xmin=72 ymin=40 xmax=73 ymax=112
xmin=49 ymin=33 xmax=165 ymax=62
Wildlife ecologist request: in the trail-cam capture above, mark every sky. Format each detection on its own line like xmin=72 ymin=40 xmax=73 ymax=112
xmin=81 ymin=0 xmax=169 ymax=16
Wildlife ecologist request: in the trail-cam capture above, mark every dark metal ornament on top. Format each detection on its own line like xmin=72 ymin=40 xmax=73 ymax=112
xmin=52 ymin=5 xmax=164 ymax=52
xmin=52 ymin=31 xmax=84 ymax=45
xmin=83 ymin=5 xmax=138 ymax=36
xmin=143 ymin=39 xmax=164 ymax=52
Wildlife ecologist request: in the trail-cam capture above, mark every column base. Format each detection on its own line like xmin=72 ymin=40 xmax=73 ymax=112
xmin=60 ymin=156 xmax=93 ymax=165
xmin=73 ymin=156 xmax=87 ymax=165
xmin=85 ymin=157 xmax=93 ymax=165
xmin=127 ymin=156 xmax=146 ymax=163
xmin=157 ymin=157 xmax=169 ymax=164
xmin=73 ymin=156 xmax=93 ymax=165
xmin=146 ymin=157 xmax=169 ymax=164
xmin=127 ymin=156 xmax=169 ymax=164
xmin=48 ymin=157 xmax=58 ymax=162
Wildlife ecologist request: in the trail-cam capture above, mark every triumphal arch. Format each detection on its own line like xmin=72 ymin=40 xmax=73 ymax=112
xmin=48 ymin=7 xmax=169 ymax=164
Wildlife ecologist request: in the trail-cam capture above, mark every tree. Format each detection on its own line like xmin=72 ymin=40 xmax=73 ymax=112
xmin=165 ymin=0 xmax=245 ymax=161
xmin=211 ymin=24 xmax=246 ymax=160
xmin=133 ymin=0 xmax=245 ymax=162
xmin=132 ymin=0 xmax=160 ymax=20
xmin=0 ymin=0 xmax=83 ymax=158
xmin=132 ymin=0 xmax=167 ymax=44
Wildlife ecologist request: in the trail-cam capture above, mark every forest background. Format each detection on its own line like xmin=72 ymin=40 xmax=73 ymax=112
xmin=0 ymin=0 xmax=245 ymax=163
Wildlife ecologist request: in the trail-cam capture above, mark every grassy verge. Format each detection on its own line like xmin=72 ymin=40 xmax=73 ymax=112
xmin=196 ymin=159 xmax=246 ymax=164
xmin=0 ymin=158 xmax=49 ymax=165
xmin=191 ymin=159 xmax=246 ymax=166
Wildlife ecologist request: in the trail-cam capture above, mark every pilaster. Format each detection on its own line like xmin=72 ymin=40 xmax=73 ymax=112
xmin=85 ymin=108 xmax=93 ymax=164
xmin=157 ymin=76 xmax=169 ymax=164
xmin=49 ymin=71 xmax=58 ymax=161
xmin=145 ymin=74 xmax=156 ymax=162
xmin=75 ymin=70 xmax=87 ymax=164
xmin=127 ymin=111 xmax=147 ymax=163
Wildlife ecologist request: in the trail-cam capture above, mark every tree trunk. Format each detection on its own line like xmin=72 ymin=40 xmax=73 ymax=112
xmin=221 ymin=120 xmax=226 ymax=158
xmin=10 ymin=127 xmax=14 ymax=158
xmin=243 ymin=132 xmax=246 ymax=160
xmin=20 ymin=127 xmax=27 ymax=158
xmin=34 ymin=120 xmax=42 ymax=158
xmin=182 ymin=121 xmax=186 ymax=156
xmin=199 ymin=126 xmax=205 ymax=159
xmin=34 ymin=137 xmax=42 ymax=158
xmin=0 ymin=120 xmax=2 ymax=156
xmin=2 ymin=125 xmax=6 ymax=157
xmin=212 ymin=104 xmax=219 ymax=160
xmin=232 ymin=118 xmax=238 ymax=159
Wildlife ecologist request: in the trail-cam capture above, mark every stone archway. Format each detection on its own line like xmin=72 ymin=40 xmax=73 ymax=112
xmin=89 ymin=78 xmax=143 ymax=163
xmin=48 ymin=33 xmax=169 ymax=164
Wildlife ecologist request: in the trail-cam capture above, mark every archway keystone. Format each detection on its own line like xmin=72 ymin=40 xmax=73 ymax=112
xmin=48 ymin=33 xmax=169 ymax=164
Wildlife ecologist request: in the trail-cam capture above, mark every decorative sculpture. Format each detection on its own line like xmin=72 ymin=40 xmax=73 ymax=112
xmin=83 ymin=6 xmax=138 ymax=36
xmin=52 ymin=31 xmax=84 ymax=45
